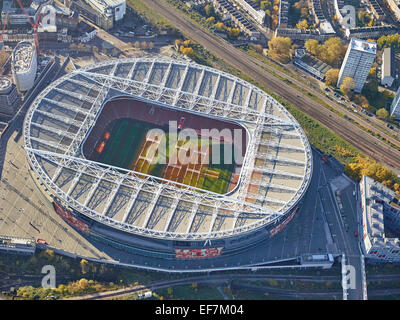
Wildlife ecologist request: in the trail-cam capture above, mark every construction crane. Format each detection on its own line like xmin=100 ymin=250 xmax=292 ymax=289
xmin=15 ymin=0 xmax=41 ymax=54
xmin=0 ymin=13 xmax=10 ymax=50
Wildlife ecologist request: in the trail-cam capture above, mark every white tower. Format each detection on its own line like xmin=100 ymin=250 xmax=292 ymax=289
xmin=337 ymin=38 xmax=376 ymax=93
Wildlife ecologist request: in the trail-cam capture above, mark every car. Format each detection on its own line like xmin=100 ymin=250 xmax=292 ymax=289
xmin=37 ymin=238 xmax=47 ymax=245
xmin=387 ymin=124 xmax=394 ymax=129
xmin=354 ymin=231 xmax=358 ymax=238
xmin=321 ymin=155 xmax=328 ymax=163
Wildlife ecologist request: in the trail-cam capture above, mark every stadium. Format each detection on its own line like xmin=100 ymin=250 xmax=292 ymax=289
xmin=23 ymin=57 xmax=313 ymax=260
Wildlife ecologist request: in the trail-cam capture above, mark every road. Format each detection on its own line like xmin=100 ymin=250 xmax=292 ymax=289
xmin=139 ymin=0 xmax=400 ymax=171
xmin=317 ymin=160 xmax=365 ymax=300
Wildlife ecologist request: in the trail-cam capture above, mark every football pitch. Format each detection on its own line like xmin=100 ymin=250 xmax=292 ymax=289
xmin=93 ymin=118 xmax=236 ymax=194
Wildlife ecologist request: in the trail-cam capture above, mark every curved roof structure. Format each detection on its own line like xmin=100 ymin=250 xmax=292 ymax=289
xmin=23 ymin=57 xmax=313 ymax=240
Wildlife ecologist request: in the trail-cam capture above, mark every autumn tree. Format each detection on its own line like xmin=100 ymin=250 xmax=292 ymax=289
xmin=134 ymin=41 xmax=140 ymax=49
xmin=353 ymin=94 xmax=369 ymax=109
xmin=305 ymin=39 xmax=319 ymax=55
xmin=181 ymin=47 xmax=195 ymax=58
xmin=305 ymin=37 xmax=347 ymax=67
xmin=215 ymin=22 xmax=225 ymax=31
xmin=376 ymin=108 xmax=389 ymax=120
xmin=324 ymin=68 xmax=339 ymax=86
xmin=340 ymin=77 xmax=355 ymax=97
xmin=296 ymin=19 xmax=308 ymax=30
xmin=268 ymin=36 xmax=292 ymax=63
xmin=345 ymin=155 xmax=397 ymax=189
xmin=227 ymin=27 xmax=240 ymax=39
xmin=206 ymin=16 xmax=215 ymax=24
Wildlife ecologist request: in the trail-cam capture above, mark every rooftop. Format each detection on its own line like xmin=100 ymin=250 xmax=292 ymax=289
xmin=87 ymin=0 xmax=125 ymax=9
xmin=0 ymin=77 xmax=12 ymax=91
xmin=12 ymin=41 xmax=35 ymax=74
xmin=350 ymin=38 xmax=377 ymax=54
xmin=362 ymin=175 xmax=400 ymax=246
xmin=382 ymin=47 xmax=394 ymax=79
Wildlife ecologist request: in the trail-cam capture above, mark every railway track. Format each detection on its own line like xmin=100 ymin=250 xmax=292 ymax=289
xmin=140 ymin=0 xmax=400 ymax=171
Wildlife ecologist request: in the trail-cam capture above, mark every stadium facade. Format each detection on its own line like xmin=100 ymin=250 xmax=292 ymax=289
xmin=24 ymin=58 xmax=313 ymax=261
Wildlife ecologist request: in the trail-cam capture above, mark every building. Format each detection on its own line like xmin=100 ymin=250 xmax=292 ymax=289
xmin=77 ymin=21 xmax=98 ymax=42
xmin=333 ymin=0 xmax=345 ymax=27
xmin=275 ymin=27 xmax=334 ymax=41
xmin=319 ymin=21 xmax=335 ymax=35
xmin=310 ymin=0 xmax=325 ymax=25
xmin=24 ymin=58 xmax=313 ymax=265
xmin=62 ymin=0 xmax=114 ymax=31
xmin=278 ymin=0 xmax=289 ymax=28
xmin=381 ymin=47 xmax=395 ymax=87
xmin=294 ymin=49 xmax=332 ymax=80
xmin=387 ymin=0 xmax=400 ymax=21
xmin=365 ymin=0 xmax=385 ymax=21
xmin=37 ymin=3 xmax=79 ymax=32
xmin=0 ymin=236 xmax=36 ymax=255
xmin=345 ymin=25 xmax=397 ymax=39
xmin=213 ymin=0 xmax=260 ymax=38
xmin=1 ymin=0 xmax=36 ymax=26
xmin=86 ymin=0 xmax=126 ymax=22
xmin=185 ymin=0 xmax=208 ymax=10
xmin=11 ymin=41 xmax=37 ymax=92
xmin=0 ymin=77 xmax=20 ymax=117
xmin=337 ymin=38 xmax=376 ymax=93
xmin=232 ymin=0 xmax=265 ymax=25
xmin=360 ymin=175 xmax=400 ymax=262
xmin=390 ymin=85 xmax=400 ymax=120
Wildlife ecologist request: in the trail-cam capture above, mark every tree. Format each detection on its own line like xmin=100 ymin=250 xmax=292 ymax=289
xmin=206 ymin=16 xmax=215 ymax=24
xmin=354 ymin=94 xmax=369 ymax=109
xmin=215 ymin=22 xmax=225 ymax=31
xmin=227 ymin=27 xmax=240 ymax=39
xmin=141 ymin=41 xmax=148 ymax=50
xmin=148 ymin=42 xmax=154 ymax=50
xmin=305 ymin=37 xmax=347 ymax=67
xmin=296 ymin=19 xmax=308 ymax=30
xmin=305 ymin=39 xmax=319 ymax=55
xmin=181 ymin=47 xmax=195 ymax=58
xmin=78 ymin=278 xmax=89 ymax=291
xmin=340 ymin=77 xmax=355 ymax=97
xmin=204 ymin=4 xmax=215 ymax=17
xmin=134 ymin=41 xmax=140 ymax=49
xmin=325 ymin=68 xmax=339 ymax=86
xmin=268 ymin=36 xmax=292 ymax=63
xmin=376 ymin=108 xmax=389 ymax=120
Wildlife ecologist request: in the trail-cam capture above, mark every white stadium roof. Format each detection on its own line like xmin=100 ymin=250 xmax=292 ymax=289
xmin=23 ymin=57 xmax=313 ymax=240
